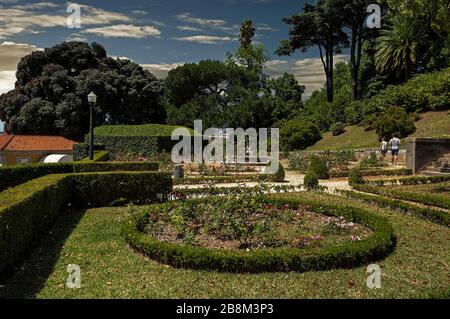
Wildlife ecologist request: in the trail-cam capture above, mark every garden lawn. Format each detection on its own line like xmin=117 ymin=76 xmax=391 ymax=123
xmin=1 ymin=192 xmax=448 ymax=299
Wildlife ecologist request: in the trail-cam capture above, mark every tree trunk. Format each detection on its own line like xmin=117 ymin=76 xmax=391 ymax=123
xmin=327 ymin=50 xmax=334 ymax=103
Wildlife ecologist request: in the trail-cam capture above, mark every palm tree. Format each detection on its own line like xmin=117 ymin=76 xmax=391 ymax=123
xmin=375 ymin=14 xmax=425 ymax=81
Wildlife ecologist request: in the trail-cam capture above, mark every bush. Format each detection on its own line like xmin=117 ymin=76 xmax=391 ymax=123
xmin=362 ymin=68 xmax=450 ymax=116
xmin=349 ymin=167 xmax=364 ymax=186
xmin=374 ymin=107 xmax=416 ymax=139
xmin=73 ymin=143 xmax=105 ymax=161
xmin=0 ymin=162 xmax=160 ymax=192
xmin=280 ymin=119 xmax=322 ymax=151
xmin=0 ymin=171 xmax=172 ymax=277
xmin=331 ymin=122 xmax=346 ymax=136
xmin=308 ymin=156 xmax=329 ymax=179
xmin=337 ymin=189 xmax=449 ymax=227
xmin=303 ymin=170 xmax=319 ymax=190
xmin=123 ymin=194 xmax=395 ymax=273
xmin=266 ymin=162 xmax=285 ymax=182
xmin=288 ymin=150 xmax=355 ymax=172
xmin=80 ymin=150 xmax=109 ymax=162
xmin=89 ymin=124 xmax=198 ymax=159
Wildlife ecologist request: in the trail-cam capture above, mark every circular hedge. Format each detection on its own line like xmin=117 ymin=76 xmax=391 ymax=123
xmin=122 ymin=194 xmax=396 ymax=273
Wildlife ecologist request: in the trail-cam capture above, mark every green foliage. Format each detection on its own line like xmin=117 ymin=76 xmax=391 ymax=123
xmin=307 ymin=156 xmax=329 ymax=179
xmin=80 ymin=151 xmax=110 ymax=162
xmin=73 ymin=143 xmax=105 ymax=161
xmin=337 ymin=189 xmax=449 ymax=227
xmin=0 ymin=42 xmax=164 ymax=139
xmin=0 ymin=162 xmax=159 ymax=192
xmin=266 ymin=163 xmax=286 ymax=182
xmin=359 ymin=152 xmax=385 ymax=169
xmin=288 ymin=150 xmax=356 ymax=172
xmin=374 ymin=107 xmax=416 ymax=139
xmin=303 ymin=170 xmax=319 ymax=190
xmin=0 ymin=171 xmax=172 ymax=277
xmin=94 ymin=124 xmax=195 ymax=137
xmin=280 ymin=119 xmax=322 ymax=151
xmin=331 ymin=122 xmax=346 ymax=136
xmin=348 ymin=167 xmax=364 ymax=186
xmin=123 ymin=194 xmax=395 ymax=273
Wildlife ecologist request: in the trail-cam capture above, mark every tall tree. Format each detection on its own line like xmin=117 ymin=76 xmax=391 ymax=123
xmin=375 ymin=13 xmax=425 ymax=81
xmin=277 ymin=1 xmax=348 ymax=102
xmin=0 ymin=41 xmax=164 ymax=139
xmin=330 ymin=0 xmax=373 ymax=100
xmin=239 ymin=20 xmax=256 ymax=48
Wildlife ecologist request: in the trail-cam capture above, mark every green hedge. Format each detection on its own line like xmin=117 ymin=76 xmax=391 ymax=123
xmin=173 ymin=174 xmax=286 ymax=185
xmin=123 ymin=194 xmax=395 ymax=273
xmin=80 ymin=150 xmax=110 ymax=162
xmin=73 ymin=143 xmax=105 ymax=161
xmin=363 ymin=174 xmax=450 ymax=187
xmin=337 ymin=189 xmax=449 ymax=227
xmin=352 ymin=183 xmax=450 ymax=210
xmin=330 ymin=168 xmax=413 ymax=178
xmin=0 ymin=162 xmax=159 ymax=192
xmin=0 ymin=171 xmax=172 ymax=277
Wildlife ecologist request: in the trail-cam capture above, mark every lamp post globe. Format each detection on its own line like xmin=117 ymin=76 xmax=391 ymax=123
xmin=87 ymin=92 xmax=97 ymax=161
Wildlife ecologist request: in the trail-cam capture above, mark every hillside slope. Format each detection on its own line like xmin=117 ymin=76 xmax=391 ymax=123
xmin=307 ymin=111 xmax=450 ymax=151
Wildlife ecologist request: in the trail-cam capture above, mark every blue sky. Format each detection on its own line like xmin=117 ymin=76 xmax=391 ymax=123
xmin=0 ymin=0 xmax=350 ymax=132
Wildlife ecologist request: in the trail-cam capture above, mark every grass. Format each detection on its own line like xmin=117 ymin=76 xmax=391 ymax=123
xmin=1 ymin=192 xmax=448 ymax=299
xmin=307 ymin=110 xmax=450 ymax=151
xmin=94 ymin=124 xmax=195 ymax=137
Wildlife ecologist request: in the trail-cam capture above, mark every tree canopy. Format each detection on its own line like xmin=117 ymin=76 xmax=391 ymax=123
xmin=0 ymin=41 xmax=164 ymax=139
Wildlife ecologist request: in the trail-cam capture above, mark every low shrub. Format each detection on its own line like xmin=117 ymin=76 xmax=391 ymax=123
xmin=0 ymin=171 xmax=172 ymax=277
xmin=308 ymin=156 xmax=329 ymax=179
xmin=331 ymin=122 xmax=346 ymax=136
xmin=73 ymin=143 xmax=105 ymax=161
xmin=337 ymin=190 xmax=449 ymax=227
xmin=80 ymin=150 xmax=109 ymax=162
xmin=348 ymin=167 xmax=364 ymax=186
xmin=374 ymin=107 xmax=416 ymax=139
xmin=330 ymin=168 xmax=412 ymax=178
xmin=288 ymin=150 xmax=356 ymax=172
xmin=303 ymin=170 xmax=319 ymax=190
xmin=266 ymin=163 xmax=285 ymax=182
xmin=123 ymin=194 xmax=395 ymax=273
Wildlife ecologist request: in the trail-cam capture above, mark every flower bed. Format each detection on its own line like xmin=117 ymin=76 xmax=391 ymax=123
xmin=123 ymin=193 xmax=395 ymax=273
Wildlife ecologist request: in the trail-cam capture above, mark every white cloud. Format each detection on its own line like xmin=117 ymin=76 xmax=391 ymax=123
xmin=0 ymin=2 xmax=133 ymax=38
xmin=83 ymin=24 xmax=161 ymax=38
xmin=173 ymin=35 xmax=234 ymax=44
xmin=142 ymin=63 xmax=185 ymax=79
xmin=0 ymin=41 xmax=42 ymax=94
xmin=266 ymin=55 xmax=349 ymax=99
xmin=176 ymin=25 xmax=204 ymax=32
xmin=175 ymin=13 xmax=226 ymax=27
xmin=257 ymin=23 xmax=278 ymax=32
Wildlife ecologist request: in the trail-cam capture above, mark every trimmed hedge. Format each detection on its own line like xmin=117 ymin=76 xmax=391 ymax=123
xmin=73 ymin=143 xmax=105 ymax=161
xmin=362 ymin=174 xmax=450 ymax=187
xmin=330 ymin=168 xmax=412 ymax=178
xmin=173 ymin=174 xmax=286 ymax=185
xmin=0 ymin=171 xmax=172 ymax=277
xmin=337 ymin=189 xmax=449 ymax=227
xmin=123 ymin=194 xmax=395 ymax=273
xmin=352 ymin=183 xmax=450 ymax=210
xmin=80 ymin=150 xmax=109 ymax=162
xmin=0 ymin=162 xmax=160 ymax=192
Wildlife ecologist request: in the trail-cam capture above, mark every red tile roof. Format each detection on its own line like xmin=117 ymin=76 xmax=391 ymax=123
xmin=0 ymin=135 xmax=77 ymax=151
xmin=0 ymin=135 xmax=13 ymax=149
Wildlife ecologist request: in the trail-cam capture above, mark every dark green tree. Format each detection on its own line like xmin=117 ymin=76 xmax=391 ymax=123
xmin=277 ymin=1 xmax=349 ymax=102
xmin=239 ymin=20 xmax=256 ymax=48
xmin=0 ymin=41 xmax=164 ymax=139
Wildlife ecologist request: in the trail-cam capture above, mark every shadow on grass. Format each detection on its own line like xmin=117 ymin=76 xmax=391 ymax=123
xmin=0 ymin=209 xmax=86 ymax=299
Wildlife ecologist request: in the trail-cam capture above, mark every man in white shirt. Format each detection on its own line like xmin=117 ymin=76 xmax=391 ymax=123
xmin=389 ymin=134 xmax=401 ymax=165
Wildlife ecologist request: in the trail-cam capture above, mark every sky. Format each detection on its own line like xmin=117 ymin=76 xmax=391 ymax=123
xmin=0 ymin=0 xmax=350 ymax=132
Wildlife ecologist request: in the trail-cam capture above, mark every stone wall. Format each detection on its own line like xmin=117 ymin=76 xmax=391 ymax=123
xmin=406 ymin=138 xmax=450 ymax=173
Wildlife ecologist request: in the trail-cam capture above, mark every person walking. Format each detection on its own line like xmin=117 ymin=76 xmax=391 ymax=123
xmin=380 ymin=138 xmax=388 ymax=161
xmin=389 ymin=134 xmax=401 ymax=165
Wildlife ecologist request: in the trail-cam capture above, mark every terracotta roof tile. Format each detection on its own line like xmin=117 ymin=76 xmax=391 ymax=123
xmin=2 ymin=135 xmax=78 ymax=151
xmin=0 ymin=135 xmax=13 ymax=150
